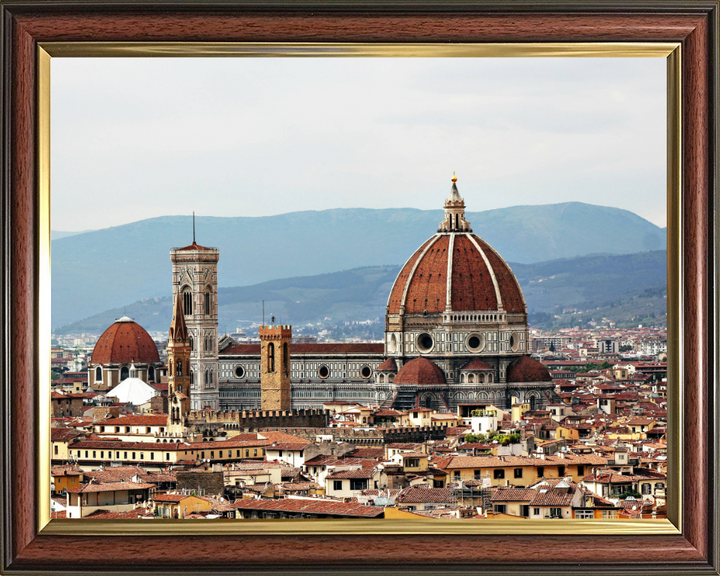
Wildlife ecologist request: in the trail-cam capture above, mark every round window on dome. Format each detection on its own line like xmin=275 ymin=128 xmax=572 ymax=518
xmin=234 ymin=365 xmax=245 ymax=379
xmin=466 ymin=333 xmax=486 ymax=353
xmin=416 ymin=333 xmax=435 ymax=353
xmin=509 ymin=333 xmax=520 ymax=352
xmin=318 ymin=365 xmax=330 ymax=379
xmin=360 ymin=365 xmax=373 ymax=379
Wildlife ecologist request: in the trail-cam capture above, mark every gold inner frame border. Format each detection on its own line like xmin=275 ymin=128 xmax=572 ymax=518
xmin=37 ymin=41 xmax=682 ymax=537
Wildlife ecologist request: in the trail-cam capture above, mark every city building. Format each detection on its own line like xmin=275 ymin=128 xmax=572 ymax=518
xmin=218 ymin=177 xmax=557 ymax=412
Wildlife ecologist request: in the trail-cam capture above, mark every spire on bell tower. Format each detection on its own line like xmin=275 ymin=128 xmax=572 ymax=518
xmin=167 ymin=292 xmax=192 ymax=434
xmin=438 ymin=173 xmax=472 ymax=232
xmin=170 ymin=290 xmax=189 ymax=343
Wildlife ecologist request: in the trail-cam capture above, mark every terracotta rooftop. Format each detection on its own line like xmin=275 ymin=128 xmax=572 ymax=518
xmin=376 ymin=358 xmax=398 ymax=372
xmin=67 ymin=481 xmax=155 ymax=493
xmin=97 ymin=414 xmax=169 ymax=427
xmin=90 ymin=318 xmax=160 ymax=365
xmin=461 ymin=358 xmax=493 ymax=371
xmin=231 ymin=498 xmax=384 ymax=518
xmin=397 ymin=487 xmax=455 ymax=504
xmin=394 ymin=356 xmax=446 ymax=386
xmin=506 ymin=356 xmax=552 ymax=383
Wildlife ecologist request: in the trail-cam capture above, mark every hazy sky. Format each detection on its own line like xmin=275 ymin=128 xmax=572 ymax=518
xmin=51 ymin=57 xmax=667 ymax=231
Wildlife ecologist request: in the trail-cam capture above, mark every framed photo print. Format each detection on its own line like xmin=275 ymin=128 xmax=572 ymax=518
xmin=0 ymin=1 xmax=717 ymax=574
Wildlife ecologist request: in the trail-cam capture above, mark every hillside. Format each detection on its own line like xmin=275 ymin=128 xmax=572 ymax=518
xmin=53 ymin=251 xmax=667 ymax=336
xmin=51 ymin=202 xmax=666 ymax=328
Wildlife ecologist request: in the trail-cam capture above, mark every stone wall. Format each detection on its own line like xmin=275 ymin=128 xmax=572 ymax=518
xmin=176 ymin=471 xmax=224 ymax=496
xmin=187 ymin=408 xmax=329 ymax=432
xmin=256 ymin=425 xmax=448 ymax=446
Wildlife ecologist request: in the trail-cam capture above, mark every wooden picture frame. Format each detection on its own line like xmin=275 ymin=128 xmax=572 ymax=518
xmin=1 ymin=1 xmax=717 ymax=573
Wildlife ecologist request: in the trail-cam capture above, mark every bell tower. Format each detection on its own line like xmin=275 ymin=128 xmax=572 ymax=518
xmin=170 ymin=217 xmax=220 ymax=410
xmin=167 ymin=294 xmax=191 ymax=435
xmin=259 ymin=324 xmax=292 ymax=411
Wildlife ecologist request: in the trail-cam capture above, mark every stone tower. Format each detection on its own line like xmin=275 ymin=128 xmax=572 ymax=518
xmin=170 ymin=233 xmax=220 ymax=411
xmin=167 ymin=294 xmax=191 ymax=435
xmin=259 ymin=324 xmax=292 ymax=411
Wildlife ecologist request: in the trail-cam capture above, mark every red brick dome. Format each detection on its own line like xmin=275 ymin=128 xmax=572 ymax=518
xmin=91 ymin=316 xmax=160 ymax=365
xmin=506 ymin=356 xmax=551 ymax=383
xmin=394 ymin=357 xmax=446 ymax=386
xmin=387 ymin=232 xmax=525 ymax=315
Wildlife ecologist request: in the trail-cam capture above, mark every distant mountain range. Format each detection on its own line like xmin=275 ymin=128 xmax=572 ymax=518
xmin=51 ymin=202 xmax=666 ymax=329
xmin=53 ymin=250 xmax=667 ymax=335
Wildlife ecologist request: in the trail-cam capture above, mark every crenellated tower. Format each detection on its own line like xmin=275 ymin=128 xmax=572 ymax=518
xmin=259 ymin=324 xmax=292 ymax=411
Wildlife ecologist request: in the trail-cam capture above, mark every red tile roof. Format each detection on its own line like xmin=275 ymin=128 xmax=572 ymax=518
xmin=90 ymin=319 xmax=160 ymax=365
xmin=461 ymin=358 xmax=493 ymax=371
xmin=491 ymin=488 xmax=537 ymax=502
xmin=376 ymin=357 xmax=398 ymax=371
xmin=174 ymin=241 xmax=215 ymax=251
xmin=394 ymin=356 xmax=446 ymax=386
xmin=397 ymin=487 xmax=454 ymax=504
xmin=507 ymin=356 xmax=552 ymax=383
xmin=387 ymin=232 xmax=525 ymax=314
xmin=326 ymin=468 xmax=375 ymax=479
xmin=97 ymin=414 xmax=169 ymax=427
xmin=231 ymin=498 xmax=384 ymax=518
xmin=67 ymin=481 xmax=155 ymax=493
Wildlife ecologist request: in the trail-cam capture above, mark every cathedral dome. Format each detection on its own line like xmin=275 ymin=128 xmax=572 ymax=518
xmin=394 ymin=356 xmax=447 ymax=386
xmin=91 ymin=316 xmax=160 ymax=365
xmin=387 ymin=177 xmax=525 ymax=316
xmin=506 ymin=356 xmax=552 ymax=383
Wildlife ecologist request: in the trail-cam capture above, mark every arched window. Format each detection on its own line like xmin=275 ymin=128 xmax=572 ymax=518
xmin=182 ymin=289 xmax=192 ymax=316
xmin=205 ymin=370 xmax=209 ymax=385
xmin=189 ymin=336 xmax=194 ymax=351
xmin=268 ymin=343 xmax=275 ymax=372
xmin=283 ymin=343 xmax=289 ymax=373
xmin=148 ymin=366 xmax=155 ymax=382
xmin=95 ymin=366 xmax=102 ymax=381
xmin=176 ymin=360 xmax=182 ymax=376
xmin=120 ymin=366 xmax=129 ymax=381
xmin=190 ymin=371 xmax=194 ymax=385
xmin=204 ymin=288 xmax=211 ymax=315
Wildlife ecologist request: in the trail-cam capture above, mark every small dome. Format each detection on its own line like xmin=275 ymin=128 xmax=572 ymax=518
xmin=506 ymin=356 xmax=551 ymax=383
xmin=91 ymin=318 xmax=160 ymax=365
xmin=461 ymin=358 xmax=492 ymax=371
xmin=376 ymin=358 xmax=398 ymax=372
xmin=394 ymin=357 xmax=446 ymax=386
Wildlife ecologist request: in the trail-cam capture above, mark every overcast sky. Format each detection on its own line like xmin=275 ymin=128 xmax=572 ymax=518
xmin=51 ymin=57 xmax=667 ymax=231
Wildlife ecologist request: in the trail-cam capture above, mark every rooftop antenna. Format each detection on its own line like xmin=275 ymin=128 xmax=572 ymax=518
xmin=192 ymin=211 xmax=196 ymax=244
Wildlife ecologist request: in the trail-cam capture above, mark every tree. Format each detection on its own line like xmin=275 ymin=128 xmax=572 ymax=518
xmin=619 ymin=345 xmax=632 ymax=352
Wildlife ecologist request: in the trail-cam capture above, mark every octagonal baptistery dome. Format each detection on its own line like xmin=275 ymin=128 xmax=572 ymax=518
xmin=385 ymin=175 xmax=529 ymax=363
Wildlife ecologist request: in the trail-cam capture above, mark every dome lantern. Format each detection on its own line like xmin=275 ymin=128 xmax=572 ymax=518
xmin=439 ymin=173 xmax=472 ymax=232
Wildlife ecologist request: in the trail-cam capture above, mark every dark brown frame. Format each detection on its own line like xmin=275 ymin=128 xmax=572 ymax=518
xmin=1 ymin=1 xmax=717 ymax=574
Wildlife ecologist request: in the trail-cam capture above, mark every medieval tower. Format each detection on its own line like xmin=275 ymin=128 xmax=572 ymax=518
xmin=170 ymin=234 xmax=220 ymax=410
xmin=259 ymin=324 xmax=292 ymax=411
xmin=167 ymin=294 xmax=191 ymax=435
